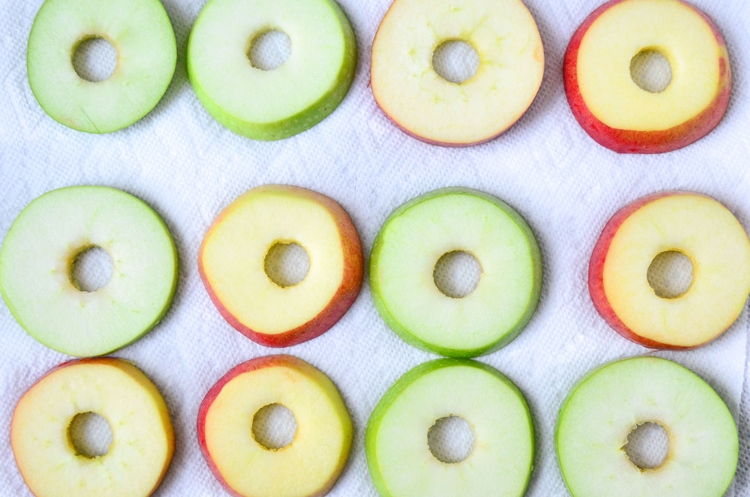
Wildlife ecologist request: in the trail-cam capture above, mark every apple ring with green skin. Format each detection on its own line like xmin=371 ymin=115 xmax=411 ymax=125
xmin=198 ymin=355 xmax=353 ymax=497
xmin=589 ymin=192 xmax=750 ymax=349
xmin=187 ymin=0 xmax=357 ymax=141
xmin=556 ymin=356 xmax=738 ymax=497
xmin=0 ymin=186 xmax=178 ymax=357
xmin=366 ymin=359 xmax=534 ymax=497
xmin=564 ymin=0 xmax=731 ymax=154
xmin=199 ymin=185 xmax=364 ymax=347
xmin=27 ymin=0 xmax=177 ymax=133
xmin=370 ymin=188 xmax=542 ymax=358
xmin=11 ymin=358 xmax=174 ymax=497
xmin=371 ymin=0 xmax=544 ymax=146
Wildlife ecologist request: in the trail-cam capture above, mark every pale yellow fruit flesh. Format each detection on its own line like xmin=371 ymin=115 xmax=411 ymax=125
xmin=204 ymin=363 xmax=352 ymax=497
xmin=603 ymin=195 xmax=750 ymax=347
xmin=371 ymin=0 xmax=544 ymax=144
xmin=201 ymin=190 xmax=345 ymax=334
xmin=577 ymin=0 xmax=721 ymax=131
xmin=11 ymin=360 xmax=173 ymax=497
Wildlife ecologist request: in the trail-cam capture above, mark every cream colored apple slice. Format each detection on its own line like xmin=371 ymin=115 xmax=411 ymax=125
xmin=371 ymin=0 xmax=544 ymax=146
xmin=11 ymin=358 xmax=174 ymax=497
xmin=198 ymin=355 xmax=353 ymax=497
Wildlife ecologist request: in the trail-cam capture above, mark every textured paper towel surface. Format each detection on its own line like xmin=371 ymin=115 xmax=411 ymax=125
xmin=1 ymin=0 xmax=750 ymax=496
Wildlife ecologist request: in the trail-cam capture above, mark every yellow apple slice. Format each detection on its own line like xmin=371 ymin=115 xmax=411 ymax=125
xmin=199 ymin=185 xmax=364 ymax=347
xmin=198 ymin=355 xmax=353 ymax=497
xmin=11 ymin=358 xmax=174 ymax=497
xmin=371 ymin=0 xmax=544 ymax=146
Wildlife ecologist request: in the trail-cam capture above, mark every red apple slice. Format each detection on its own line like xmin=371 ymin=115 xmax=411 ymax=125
xmin=11 ymin=358 xmax=174 ymax=497
xmin=564 ymin=0 xmax=731 ymax=154
xmin=589 ymin=192 xmax=750 ymax=349
xmin=199 ymin=185 xmax=364 ymax=347
xmin=198 ymin=355 xmax=353 ymax=497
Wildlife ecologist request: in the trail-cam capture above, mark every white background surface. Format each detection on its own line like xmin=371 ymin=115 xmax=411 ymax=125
xmin=1 ymin=0 xmax=750 ymax=495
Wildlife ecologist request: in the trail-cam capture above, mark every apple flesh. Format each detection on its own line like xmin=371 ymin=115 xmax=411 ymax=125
xmin=187 ymin=0 xmax=357 ymax=140
xmin=27 ymin=0 xmax=176 ymax=133
xmin=589 ymin=191 xmax=750 ymax=349
xmin=556 ymin=356 xmax=738 ymax=497
xmin=371 ymin=0 xmax=544 ymax=146
xmin=370 ymin=188 xmax=542 ymax=358
xmin=366 ymin=359 xmax=534 ymax=497
xmin=0 ymin=186 xmax=178 ymax=357
xmin=11 ymin=358 xmax=174 ymax=497
xmin=564 ymin=0 xmax=731 ymax=153
xmin=199 ymin=185 xmax=363 ymax=347
xmin=198 ymin=355 xmax=353 ymax=497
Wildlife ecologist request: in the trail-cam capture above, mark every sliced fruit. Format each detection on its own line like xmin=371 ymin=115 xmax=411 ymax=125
xmin=371 ymin=0 xmax=544 ymax=146
xmin=199 ymin=185 xmax=363 ymax=347
xmin=556 ymin=356 xmax=738 ymax=497
xmin=11 ymin=358 xmax=174 ymax=497
xmin=187 ymin=0 xmax=357 ymax=140
xmin=0 ymin=186 xmax=178 ymax=357
xmin=564 ymin=0 xmax=731 ymax=153
xmin=366 ymin=359 xmax=534 ymax=497
xmin=589 ymin=191 xmax=750 ymax=349
xmin=27 ymin=0 xmax=176 ymax=133
xmin=198 ymin=355 xmax=353 ymax=497
xmin=370 ymin=188 xmax=542 ymax=358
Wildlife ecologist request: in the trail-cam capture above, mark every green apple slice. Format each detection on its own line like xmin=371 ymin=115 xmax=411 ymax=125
xmin=187 ymin=0 xmax=357 ymax=140
xmin=366 ymin=359 xmax=534 ymax=497
xmin=27 ymin=0 xmax=177 ymax=133
xmin=11 ymin=358 xmax=174 ymax=497
xmin=370 ymin=188 xmax=542 ymax=358
xmin=556 ymin=356 xmax=738 ymax=497
xmin=0 ymin=186 xmax=178 ymax=357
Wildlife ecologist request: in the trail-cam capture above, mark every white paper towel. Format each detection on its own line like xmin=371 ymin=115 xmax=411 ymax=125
xmin=1 ymin=0 xmax=749 ymax=495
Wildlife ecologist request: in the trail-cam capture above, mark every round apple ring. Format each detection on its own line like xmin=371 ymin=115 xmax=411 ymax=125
xmin=187 ymin=0 xmax=357 ymax=140
xmin=366 ymin=359 xmax=534 ymax=497
xmin=0 ymin=186 xmax=178 ymax=357
xmin=11 ymin=358 xmax=174 ymax=497
xmin=198 ymin=355 xmax=353 ymax=497
xmin=564 ymin=0 xmax=731 ymax=153
xmin=371 ymin=0 xmax=544 ymax=146
xmin=27 ymin=0 xmax=176 ymax=133
xmin=557 ymin=357 xmax=738 ymax=497
xmin=370 ymin=188 xmax=542 ymax=358
xmin=199 ymin=185 xmax=364 ymax=347
xmin=589 ymin=192 xmax=750 ymax=349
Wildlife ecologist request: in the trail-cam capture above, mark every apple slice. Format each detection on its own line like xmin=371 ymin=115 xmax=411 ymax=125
xmin=564 ymin=0 xmax=731 ymax=153
xmin=371 ymin=0 xmax=544 ymax=146
xmin=0 ymin=186 xmax=178 ymax=357
xmin=200 ymin=185 xmax=363 ymax=347
xmin=370 ymin=188 xmax=542 ymax=358
xmin=198 ymin=355 xmax=353 ymax=497
xmin=187 ymin=0 xmax=357 ymax=140
xmin=11 ymin=358 xmax=174 ymax=497
xmin=27 ymin=0 xmax=176 ymax=133
xmin=366 ymin=359 xmax=534 ymax=497
xmin=556 ymin=356 xmax=738 ymax=497
xmin=589 ymin=191 xmax=750 ymax=349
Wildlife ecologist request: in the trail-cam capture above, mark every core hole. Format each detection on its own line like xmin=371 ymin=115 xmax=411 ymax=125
xmin=71 ymin=246 xmax=114 ymax=292
xmin=630 ymin=49 xmax=672 ymax=93
xmin=264 ymin=242 xmax=310 ymax=288
xmin=647 ymin=251 xmax=693 ymax=299
xmin=624 ymin=422 xmax=669 ymax=470
xmin=68 ymin=412 xmax=113 ymax=458
xmin=427 ymin=416 xmax=475 ymax=464
xmin=433 ymin=40 xmax=479 ymax=84
xmin=247 ymin=30 xmax=291 ymax=71
xmin=252 ymin=403 xmax=298 ymax=450
xmin=433 ymin=251 xmax=482 ymax=298
xmin=73 ymin=37 xmax=118 ymax=82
